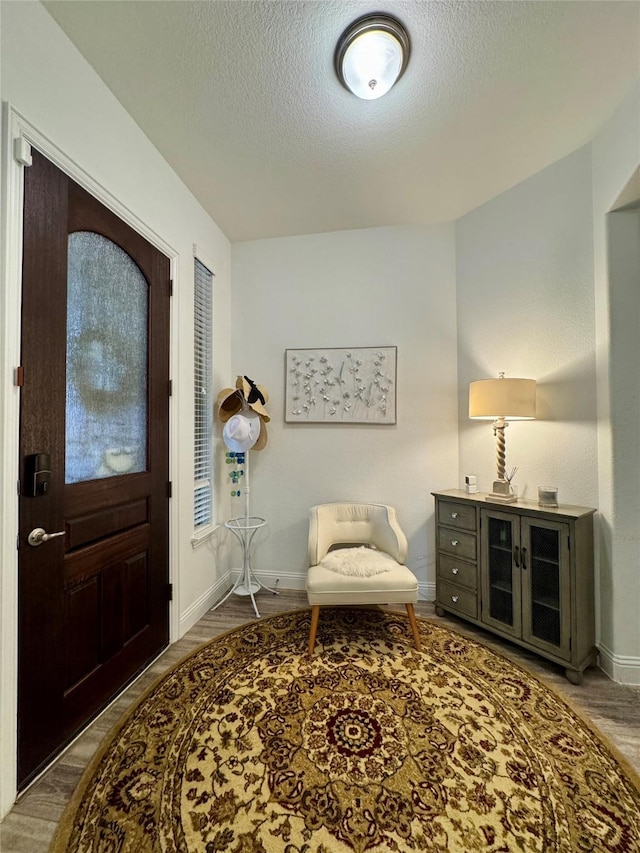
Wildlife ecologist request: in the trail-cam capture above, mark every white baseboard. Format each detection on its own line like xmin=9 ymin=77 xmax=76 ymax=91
xmin=418 ymin=581 xmax=436 ymax=602
xmin=179 ymin=574 xmax=232 ymax=637
xmin=597 ymin=643 xmax=640 ymax=685
xmin=179 ymin=571 xmax=309 ymax=635
xmin=231 ymin=569 xmax=307 ymax=592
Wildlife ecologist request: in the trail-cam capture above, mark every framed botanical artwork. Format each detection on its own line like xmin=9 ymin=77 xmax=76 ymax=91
xmin=285 ymin=346 xmax=397 ymax=424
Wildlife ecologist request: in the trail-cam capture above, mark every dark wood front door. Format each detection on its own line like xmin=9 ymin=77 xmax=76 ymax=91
xmin=18 ymin=150 xmax=171 ymax=788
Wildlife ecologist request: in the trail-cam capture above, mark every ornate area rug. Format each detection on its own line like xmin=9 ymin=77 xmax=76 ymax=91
xmin=51 ymin=608 xmax=640 ymax=853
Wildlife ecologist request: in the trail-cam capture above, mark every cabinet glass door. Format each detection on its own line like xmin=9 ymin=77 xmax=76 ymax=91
xmin=521 ymin=519 xmax=570 ymax=657
xmin=481 ymin=511 xmax=521 ymax=637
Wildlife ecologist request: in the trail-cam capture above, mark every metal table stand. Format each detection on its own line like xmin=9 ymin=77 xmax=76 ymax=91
xmin=212 ymin=425 xmax=278 ymax=618
xmin=212 ymin=515 xmax=278 ymax=618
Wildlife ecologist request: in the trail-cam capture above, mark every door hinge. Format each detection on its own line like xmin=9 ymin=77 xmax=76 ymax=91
xmin=169 ymin=279 xmax=173 ymax=297
xmin=15 ymin=366 xmax=24 ymax=386
xmin=168 ymin=583 xmax=173 ymax=601
xmin=168 ymin=379 xmax=173 ymax=397
xmin=16 ymin=533 xmax=20 ymax=550
xmin=168 ymin=481 xmax=172 ymax=498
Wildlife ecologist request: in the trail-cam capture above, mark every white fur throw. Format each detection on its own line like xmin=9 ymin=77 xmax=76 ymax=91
xmin=320 ymin=546 xmax=396 ymax=577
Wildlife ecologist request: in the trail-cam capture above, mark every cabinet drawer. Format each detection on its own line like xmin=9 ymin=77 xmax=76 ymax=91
xmin=438 ymin=581 xmax=478 ymax=620
xmin=438 ymin=554 xmax=477 ymax=590
xmin=437 ymin=528 xmax=476 ymax=561
xmin=437 ymin=501 xmax=476 ymax=531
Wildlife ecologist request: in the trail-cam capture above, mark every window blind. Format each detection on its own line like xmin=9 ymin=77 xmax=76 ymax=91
xmin=194 ymin=258 xmax=213 ymax=528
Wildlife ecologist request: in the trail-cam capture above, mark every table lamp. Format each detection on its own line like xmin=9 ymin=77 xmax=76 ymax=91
xmin=469 ymin=372 xmax=536 ymax=503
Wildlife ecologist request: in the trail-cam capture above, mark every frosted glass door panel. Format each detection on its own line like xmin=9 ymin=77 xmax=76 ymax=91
xmin=66 ymin=231 xmax=148 ymax=483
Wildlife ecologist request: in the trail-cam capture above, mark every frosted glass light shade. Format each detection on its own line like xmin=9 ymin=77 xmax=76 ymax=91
xmin=469 ymin=377 xmax=536 ymax=420
xmin=336 ymin=15 xmax=410 ymax=100
xmin=342 ymin=31 xmax=402 ymax=100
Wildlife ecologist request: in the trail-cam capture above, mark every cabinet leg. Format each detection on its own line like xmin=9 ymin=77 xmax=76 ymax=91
xmin=435 ymin=605 xmax=445 ymax=617
xmin=565 ymin=668 xmax=583 ymax=685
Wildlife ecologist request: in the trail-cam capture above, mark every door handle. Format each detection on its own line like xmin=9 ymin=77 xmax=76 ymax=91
xmin=27 ymin=527 xmax=65 ymax=547
xmin=513 ymin=545 xmax=520 ymax=568
xmin=520 ymin=546 xmax=528 ymax=569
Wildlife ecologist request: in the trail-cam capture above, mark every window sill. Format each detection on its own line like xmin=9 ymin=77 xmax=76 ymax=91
xmin=191 ymin=523 xmax=221 ymax=550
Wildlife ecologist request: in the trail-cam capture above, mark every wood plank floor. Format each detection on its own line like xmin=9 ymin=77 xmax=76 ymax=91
xmin=1 ymin=590 xmax=638 ymax=852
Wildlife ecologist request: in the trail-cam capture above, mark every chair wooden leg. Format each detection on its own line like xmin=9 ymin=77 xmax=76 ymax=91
xmin=405 ymin=603 xmax=421 ymax=651
xmin=308 ymin=605 xmax=320 ymax=656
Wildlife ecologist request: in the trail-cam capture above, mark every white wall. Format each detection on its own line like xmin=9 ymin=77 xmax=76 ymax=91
xmin=231 ymin=225 xmax=458 ymax=593
xmin=456 ymin=89 xmax=640 ymax=685
xmin=456 ymin=146 xmax=597 ymax=506
xmin=591 ymin=82 xmax=640 ymax=682
xmin=0 ymin=0 xmax=232 ymax=816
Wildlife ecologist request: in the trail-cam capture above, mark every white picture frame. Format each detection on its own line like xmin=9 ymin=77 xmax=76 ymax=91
xmin=285 ymin=346 xmax=397 ymax=424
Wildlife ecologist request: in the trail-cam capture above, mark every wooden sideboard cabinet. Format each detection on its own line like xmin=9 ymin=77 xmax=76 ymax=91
xmin=432 ymin=489 xmax=597 ymax=684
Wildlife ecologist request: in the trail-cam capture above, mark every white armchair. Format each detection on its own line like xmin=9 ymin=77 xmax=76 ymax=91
xmin=306 ymin=502 xmax=421 ymax=655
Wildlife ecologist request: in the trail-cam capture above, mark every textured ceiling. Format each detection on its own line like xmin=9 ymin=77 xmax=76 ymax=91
xmin=43 ymin=0 xmax=640 ymax=242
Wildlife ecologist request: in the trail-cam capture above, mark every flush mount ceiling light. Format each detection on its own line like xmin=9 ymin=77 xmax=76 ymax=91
xmin=335 ymin=13 xmax=410 ymax=100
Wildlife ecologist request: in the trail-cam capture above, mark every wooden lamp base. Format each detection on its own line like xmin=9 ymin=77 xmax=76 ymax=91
xmin=485 ymin=479 xmax=517 ymax=504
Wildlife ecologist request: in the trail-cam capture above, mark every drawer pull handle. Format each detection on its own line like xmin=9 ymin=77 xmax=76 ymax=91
xmin=451 ymin=567 xmax=459 ymax=575
xmin=450 ymin=512 xmax=458 ymax=519
xmin=451 ymin=540 xmax=458 ymax=547
xmin=451 ymin=595 xmax=459 ymax=604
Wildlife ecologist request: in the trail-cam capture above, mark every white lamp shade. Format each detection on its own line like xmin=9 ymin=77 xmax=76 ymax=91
xmin=342 ymin=29 xmax=404 ymax=100
xmin=469 ymin=377 xmax=536 ymax=420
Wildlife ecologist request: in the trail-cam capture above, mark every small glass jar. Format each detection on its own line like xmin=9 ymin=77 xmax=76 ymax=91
xmin=538 ymin=486 xmax=558 ymax=507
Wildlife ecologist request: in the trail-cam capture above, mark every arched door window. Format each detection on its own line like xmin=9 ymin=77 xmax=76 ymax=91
xmin=66 ymin=231 xmax=148 ymax=483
